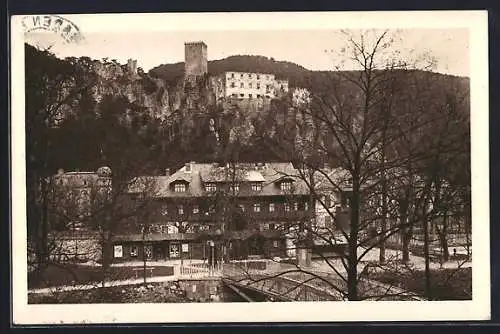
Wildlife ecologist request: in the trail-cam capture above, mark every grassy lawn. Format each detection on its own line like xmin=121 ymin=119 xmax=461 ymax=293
xmin=370 ymin=267 xmax=472 ymax=300
xmin=28 ymin=264 xmax=174 ymax=289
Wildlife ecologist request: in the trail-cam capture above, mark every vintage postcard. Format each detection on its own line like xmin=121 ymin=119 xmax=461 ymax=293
xmin=10 ymin=11 xmax=489 ymax=324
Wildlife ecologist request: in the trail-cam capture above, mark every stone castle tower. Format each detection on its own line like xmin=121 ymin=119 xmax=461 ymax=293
xmin=184 ymin=41 xmax=208 ymax=81
xmin=127 ymin=58 xmax=137 ymax=75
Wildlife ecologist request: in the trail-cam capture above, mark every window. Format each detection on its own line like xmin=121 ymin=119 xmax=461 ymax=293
xmin=257 ymin=94 xmax=261 ymax=98
xmin=174 ymin=183 xmax=186 ymax=192
xmin=130 ymin=245 xmax=138 ymax=257
xmin=257 ymin=83 xmax=260 ymax=89
xmin=231 ymin=82 xmax=235 ymax=88
xmin=251 ymin=183 xmax=262 ymax=191
xmin=114 ymin=245 xmax=123 ymax=258
xmin=269 ymin=203 xmax=275 ymax=212
xmin=161 ymin=204 xmax=168 ymax=216
xmin=294 ymin=202 xmax=299 ymax=211
xmin=280 ymin=181 xmax=292 ymax=191
xmin=239 ymin=204 xmax=245 ymax=212
xmin=257 ymin=74 xmax=260 ymax=80
xmin=273 ymin=240 xmax=279 ymax=248
xmin=253 ymin=203 xmax=261 ymax=212
xmin=269 ymin=223 xmax=276 ymax=230
xmin=240 ymin=73 xmax=243 ymax=78
xmin=178 ymin=205 xmax=184 ymax=215
xmin=230 ymin=183 xmax=239 ymax=193
xmin=240 ymin=82 xmax=244 ymax=88
xmin=232 ymin=93 xmax=237 ymax=97
xmin=249 ymin=94 xmax=252 ymax=99
xmin=248 ymin=73 xmax=252 ymax=78
xmin=304 ymin=202 xmax=309 ymax=211
xmin=205 ymin=183 xmax=217 ymax=192
xmin=240 ymin=93 xmax=244 ymax=98
xmin=193 ymin=205 xmax=199 ymax=214
xmin=231 ymin=73 xmax=235 ymax=78
xmin=284 ymin=203 xmax=290 ymax=212
xmin=249 ymin=83 xmax=253 ymax=88
xmin=262 ymin=223 xmax=269 ymax=230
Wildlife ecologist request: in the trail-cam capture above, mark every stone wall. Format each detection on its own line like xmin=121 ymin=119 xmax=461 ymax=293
xmin=177 ymin=278 xmax=223 ymax=302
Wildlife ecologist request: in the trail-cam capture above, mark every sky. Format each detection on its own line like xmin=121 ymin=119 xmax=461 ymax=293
xmin=24 ymin=23 xmax=469 ymax=77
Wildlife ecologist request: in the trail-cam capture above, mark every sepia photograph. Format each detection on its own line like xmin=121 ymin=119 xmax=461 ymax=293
xmin=10 ymin=11 xmax=489 ymax=324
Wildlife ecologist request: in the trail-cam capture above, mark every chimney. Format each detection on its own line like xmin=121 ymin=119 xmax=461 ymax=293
xmin=57 ymin=168 xmax=64 ymax=175
xmin=165 ymin=168 xmax=170 ymax=177
xmin=190 ymin=161 xmax=196 ymax=171
xmin=185 ymin=163 xmax=191 ymax=172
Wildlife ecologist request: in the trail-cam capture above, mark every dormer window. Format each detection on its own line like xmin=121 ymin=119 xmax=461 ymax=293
xmin=251 ymin=183 xmax=262 ymax=191
xmin=174 ymin=183 xmax=187 ymax=193
xmin=205 ymin=183 xmax=217 ymax=192
xmin=280 ymin=181 xmax=292 ymax=191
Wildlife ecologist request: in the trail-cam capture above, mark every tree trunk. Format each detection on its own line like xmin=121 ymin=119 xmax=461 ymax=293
xmin=347 ymin=178 xmax=361 ymax=301
xmin=402 ymin=222 xmax=413 ymax=263
xmin=423 ymin=215 xmax=432 ymax=299
xmin=465 ymin=204 xmax=471 ymax=261
xmin=101 ymin=234 xmax=112 ymax=288
xmin=379 ymin=182 xmax=388 ymax=264
xmin=440 ymin=214 xmax=449 ymax=261
xmin=143 ymin=229 xmax=147 ymax=284
xmin=33 ymin=177 xmax=50 ymax=283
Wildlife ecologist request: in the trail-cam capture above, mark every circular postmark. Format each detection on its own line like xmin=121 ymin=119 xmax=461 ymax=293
xmin=21 ymin=15 xmax=84 ymax=45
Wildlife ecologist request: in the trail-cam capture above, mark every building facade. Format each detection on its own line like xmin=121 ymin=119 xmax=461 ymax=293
xmin=217 ymin=71 xmax=289 ymax=100
xmin=112 ymin=162 xmax=312 ymax=262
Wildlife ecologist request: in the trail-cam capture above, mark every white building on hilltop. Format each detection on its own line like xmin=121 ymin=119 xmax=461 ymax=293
xmin=217 ymin=71 xmax=289 ymax=100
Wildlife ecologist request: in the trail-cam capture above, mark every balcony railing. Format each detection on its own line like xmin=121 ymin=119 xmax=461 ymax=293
xmin=161 ymin=210 xmax=312 ymax=222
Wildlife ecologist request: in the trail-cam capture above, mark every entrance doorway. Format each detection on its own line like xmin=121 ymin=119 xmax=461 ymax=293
xmin=154 ymin=244 xmax=164 ymax=260
xmin=247 ymin=234 xmax=265 ymax=258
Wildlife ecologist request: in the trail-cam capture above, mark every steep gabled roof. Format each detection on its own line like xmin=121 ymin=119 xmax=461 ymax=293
xmin=127 ymin=162 xmax=310 ymax=198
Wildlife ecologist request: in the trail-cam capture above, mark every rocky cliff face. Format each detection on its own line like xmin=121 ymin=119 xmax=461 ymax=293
xmin=90 ymin=60 xmax=173 ymax=120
